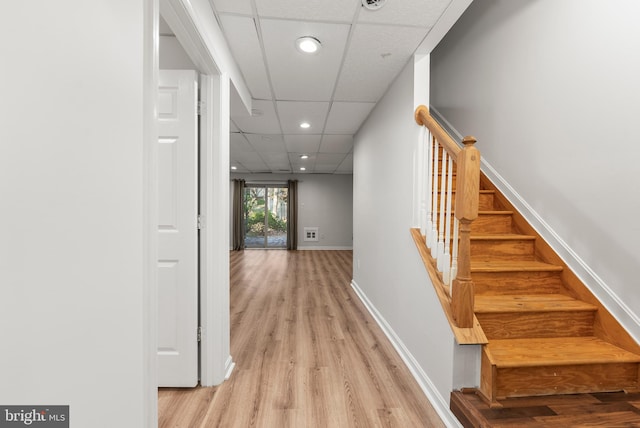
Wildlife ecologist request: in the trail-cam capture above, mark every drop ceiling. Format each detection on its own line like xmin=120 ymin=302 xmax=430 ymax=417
xmin=210 ymin=0 xmax=453 ymax=174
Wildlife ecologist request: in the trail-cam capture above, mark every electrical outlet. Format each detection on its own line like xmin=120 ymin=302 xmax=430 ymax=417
xmin=303 ymin=227 xmax=319 ymax=242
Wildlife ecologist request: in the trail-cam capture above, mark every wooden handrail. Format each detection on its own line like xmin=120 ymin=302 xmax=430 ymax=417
xmin=415 ymin=105 xmax=461 ymax=160
xmin=414 ymin=105 xmax=480 ymax=328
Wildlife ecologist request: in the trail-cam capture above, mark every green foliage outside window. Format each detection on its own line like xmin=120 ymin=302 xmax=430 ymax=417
xmin=244 ymin=187 xmax=288 ymax=236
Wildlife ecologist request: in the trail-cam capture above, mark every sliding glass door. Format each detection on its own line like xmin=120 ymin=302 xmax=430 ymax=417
xmin=244 ymin=185 xmax=288 ymax=248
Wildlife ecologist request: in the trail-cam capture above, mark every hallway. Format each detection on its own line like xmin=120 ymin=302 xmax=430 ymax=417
xmin=159 ymin=250 xmax=445 ymax=427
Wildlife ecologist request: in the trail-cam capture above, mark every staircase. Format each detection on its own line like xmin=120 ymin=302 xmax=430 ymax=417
xmin=414 ymin=106 xmax=640 ymax=417
xmin=414 ymin=106 xmax=640 ymax=425
xmin=465 ymin=174 xmax=640 ymax=406
xmin=428 ymin=172 xmax=640 ymax=407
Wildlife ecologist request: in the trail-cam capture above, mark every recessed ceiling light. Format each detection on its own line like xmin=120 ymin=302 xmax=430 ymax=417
xmin=299 ymin=122 xmax=311 ymax=129
xmin=231 ymin=166 xmax=237 ymax=170
xmin=295 ymin=36 xmax=321 ymax=54
xmin=300 ymin=154 xmax=309 ymax=159
xmin=300 ymin=167 xmax=306 ymax=171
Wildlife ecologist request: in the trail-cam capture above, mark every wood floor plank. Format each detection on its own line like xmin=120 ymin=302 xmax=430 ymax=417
xmin=159 ymin=250 xmax=445 ymax=427
xmin=451 ymin=390 xmax=640 ymax=427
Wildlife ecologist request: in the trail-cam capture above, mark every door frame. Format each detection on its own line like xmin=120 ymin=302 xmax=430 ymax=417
xmin=144 ymin=3 xmax=238 ymax=424
xmin=142 ymin=1 xmax=159 ymax=425
xmin=159 ymin=0 xmax=233 ymax=387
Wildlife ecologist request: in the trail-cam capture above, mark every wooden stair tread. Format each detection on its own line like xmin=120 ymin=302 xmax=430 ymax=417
xmin=440 ymin=210 xmax=513 ymax=216
xmin=471 ymin=260 xmax=563 ymax=272
xmin=475 ymin=294 xmax=597 ymax=313
xmin=485 ymin=337 xmax=640 ymax=368
xmin=437 ymin=190 xmax=495 ymax=194
xmin=471 ymin=234 xmax=536 ymax=241
xmin=479 ymin=210 xmax=513 ymax=215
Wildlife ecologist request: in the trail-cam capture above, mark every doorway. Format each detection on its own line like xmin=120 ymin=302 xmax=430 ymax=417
xmin=244 ymin=185 xmax=288 ymax=249
xmin=157 ymin=1 xmax=235 ymax=393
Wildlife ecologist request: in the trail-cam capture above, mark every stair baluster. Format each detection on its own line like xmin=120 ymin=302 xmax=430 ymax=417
xmin=429 ymin=135 xmax=439 ymax=256
xmin=442 ymin=155 xmax=454 ymax=285
xmin=419 ymin=127 xmax=428 ymax=238
xmin=424 ymin=129 xmax=433 ymax=246
xmin=436 ymin=148 xmax=448 ymax=271
xmin=415 ymin=105 xmax=479 ymax=328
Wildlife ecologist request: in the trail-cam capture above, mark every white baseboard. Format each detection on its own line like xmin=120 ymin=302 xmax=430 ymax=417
xmin=224 ymin=356 xmax=235 ymax=381
xmin=430 ymin=106 xmax=640 ymax=342
xmin=350 ymin=280 xmax=463 ymax=428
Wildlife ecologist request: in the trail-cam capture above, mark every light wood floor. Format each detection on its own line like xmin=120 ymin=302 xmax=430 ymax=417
xmin=159 ymin=250 xmax=446 ymax=427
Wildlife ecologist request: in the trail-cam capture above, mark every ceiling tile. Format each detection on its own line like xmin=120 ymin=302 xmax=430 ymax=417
xmin=219 ymin=15 xmax=272 ymax=100
xmin=260 ymin=151 xmax=290 ymax=163
xmin=260 ymin=19 xmax=350 ymax=101
xmin=283 ymin=135 xmax=322 ymax=153
xmin=335 ymin=153 xmax=353 ymax=173
xmin=313 ymin=153 xmax=347 ymax=173
xmin=325 ymin=102 xmax=375 ymax=134
xmin=319 ymin=135 xmax=353 ymax=153
xmin=245 ymin=134 xmax=287 ymax=153
xmin=313 ymin=166 xmax=336 ymax=174
xmin=230 ymin=133 xmax=254 ymax=154
xmin=288 ymin=152 xmax=317 ymax=162
xmin=255 ymin=0 xmax=358 ymax=22
xmin=268 ymin=165 xmax=293 ymax=173
xmin=358 ymin=0 xmax=451 ymax=28
xmin=209 ymin=0 xmax=453 ymax=174
xmin=316 ymin=153 xmax=348 ymax=165
xmin=289 ymin=153 xmax=315 ymax=172
xmin=334 ymin=24 xmax=428 ymax=102
xmin=230 ymin=151 xmax=269 ymax=171
xmin=261 ymin=152 xmax=292 ymax=172
xmin=232 ymin=100 xmax=281 ymax=134
xmin=211 ymin=0 xmax=253 ymax=15
xmin=276 ymin=101 xmax=330 ymax=134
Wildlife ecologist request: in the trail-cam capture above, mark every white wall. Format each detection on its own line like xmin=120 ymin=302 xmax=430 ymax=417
xmin=431 ymin=0 xmax=640 ymax=336
xmin=0 ymin=2 xmax=150 ymax=427
xmin=353 ymin=59 xmax=462 ymax=424
xmin=160 ymin=35 xmax=196 ymax=69
xmin=230 ymin=173 xmax=353 ymax=249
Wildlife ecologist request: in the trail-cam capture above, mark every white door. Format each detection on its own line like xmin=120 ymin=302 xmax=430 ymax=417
xmin=157 ymin=70 xmax=199 ymax=387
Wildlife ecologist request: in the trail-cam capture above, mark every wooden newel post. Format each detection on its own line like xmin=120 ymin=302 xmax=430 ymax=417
xmin=452 ymin=136 xmax=480 ymax=328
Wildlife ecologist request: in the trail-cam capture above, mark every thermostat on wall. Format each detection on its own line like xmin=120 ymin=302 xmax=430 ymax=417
xmin=304 ymin=227 xmax=319 ymax=242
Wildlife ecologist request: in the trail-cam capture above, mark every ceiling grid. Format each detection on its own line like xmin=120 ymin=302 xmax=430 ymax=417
xmin=210 ymin=0 xmax=453 ymax=174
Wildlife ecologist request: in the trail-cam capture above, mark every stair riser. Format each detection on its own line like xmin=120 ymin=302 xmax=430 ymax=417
xmin=434 ymin=214 xmax=513 ymax=234
xmin=472 ymin=215 xmax=513 ymax=234
xmin=492 ymin=363 xmax=639 ymax=399
xmin=471 ymin=239 xmax=536 ymax=261
xmin=477 ymin=311 xmax=595 ymax=340
xmin=436 ymin=193 xmax=495 ymax=211
xmin=473 ymin=271 xmax=565 ymax=295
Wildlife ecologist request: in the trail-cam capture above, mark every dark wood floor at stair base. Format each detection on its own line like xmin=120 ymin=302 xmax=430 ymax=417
xmin=451 ymin=390 xmax=640 ymax=427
